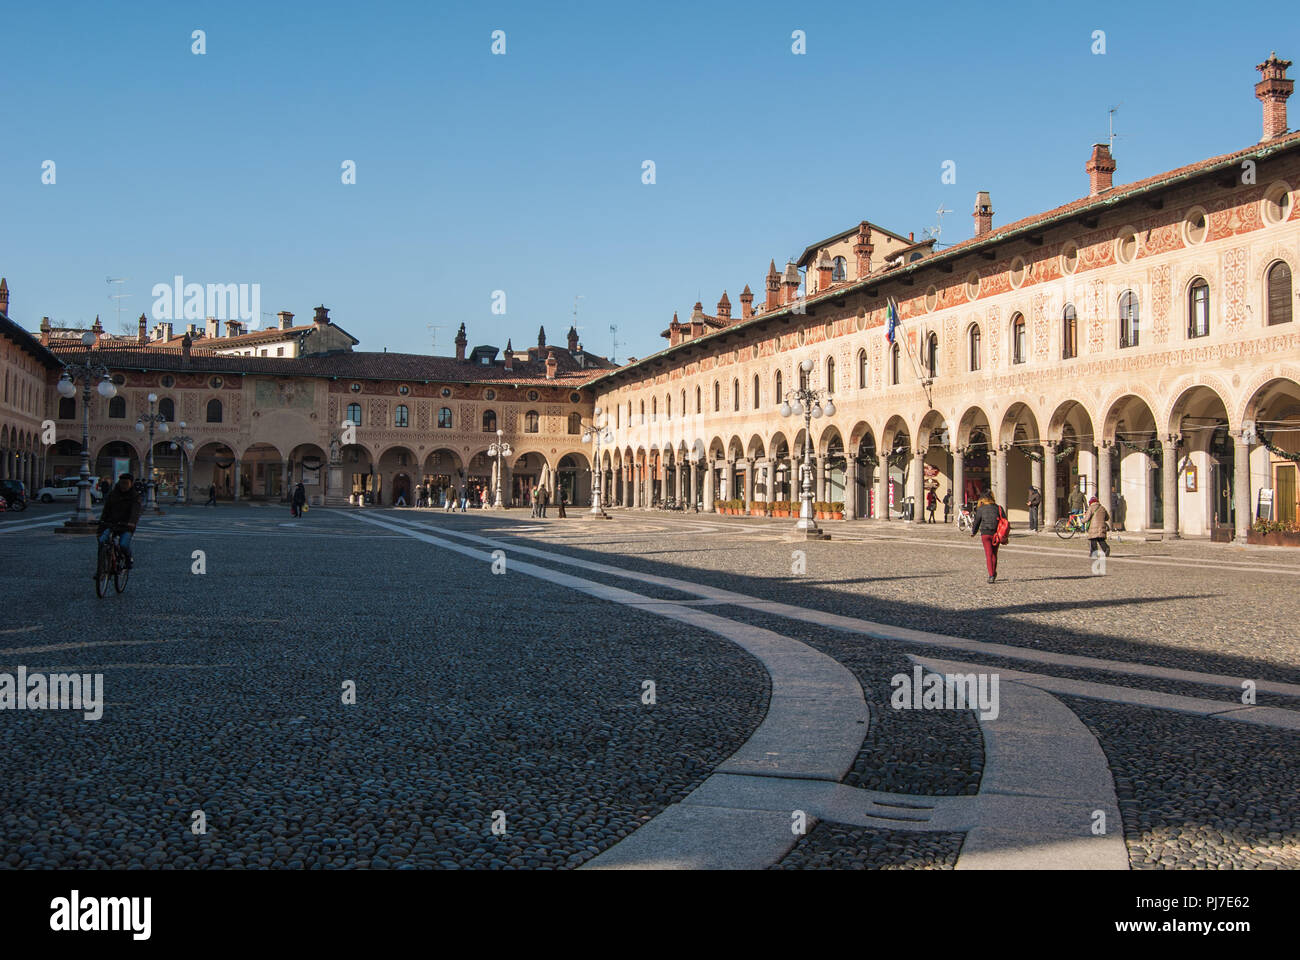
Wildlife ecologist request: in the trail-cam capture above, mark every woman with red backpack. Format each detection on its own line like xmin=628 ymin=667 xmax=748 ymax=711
xmin=969 ymin=490 xmax=1009 ymax=583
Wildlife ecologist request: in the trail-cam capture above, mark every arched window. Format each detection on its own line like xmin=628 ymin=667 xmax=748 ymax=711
xmin=206 ymin=398 xmax=223 ymax=423
xmin=753 ymin=374 xmax=760 ymax=409
xmin=925 ymin=333 xmax=939 ymax=378
xmin=568 ymin=412 xmax=581 ymax=434
xmin=525 ymin=410 xmax=539 ymax=433
xmin=713 ymin=381 xmax=720 ymax=411
xmin=58 ymin=397 xmax=75 ymax=420
xmin=395 ymin=404 xmax=410 ymax=428
xmin=346 ymin=402 xmax=362 ymax=426
xmin=732 ymin=378 xmax=740 ymax=411
xmin=159 ymin=397 xmax=175 ymax=421
xmin=969 ymin=325 xmax=982 ymax=371
xmin=1011 ymin=313 xmax=1026 ymax=364
xmin=1188 ymin=278 xmax=1210 ymax=338
xmin=438 ymin=407 xmax=452 ymax=428
xmin=774 ymin=370 xmax=783 ymax=404
xmin=857 ymin=349 xmax=868 ymax=388
xmin=108 ymin=396 xmax=126 ymax=418
xmin=680 ymin=390 xmax=685 ymax=416
xmin=891 ymin=343 xmax=901 ymax=384
xmin=482 ymin=409 xmax=497 ymax=432
xmin=666 ymin=394 xmax=672 ymax=419
xmin=639 ymin=400 xmax=645 ymax=422
xmin=1119 ymin=290 xmax=1140 ymax=348
xmin=826 ymin=357 xmax=836 ymax=393
xmin=1062 ymin=305 xmax=1078 ymax=359
xmin=1268 ymin=261 xmax=1293 ymax=325
xmin=651 ymin=396 xmax=657 ymax=420
xmin=695 ymin=385 xmax=701 ymax=413
xmin=831 ymin=256 xmax=847 ymax=282
xmin=799 ymin=365 xmax=809 ymax=392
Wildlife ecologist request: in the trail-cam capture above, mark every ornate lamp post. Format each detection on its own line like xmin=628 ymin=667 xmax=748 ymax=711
xmin=55 ymin=332 xmax=117 ymax=532
xmin=779 ymin=358 xmax=835 ymax=540
xmin=488 ymin=429 xmax=512 ymax=509
xmin=581 ymin=405 xmax=613 ymax=518
xmin=135 ymin=393 xmax=169 ymax=513
xmin=168 ymin=422 xmax=196 ymax=504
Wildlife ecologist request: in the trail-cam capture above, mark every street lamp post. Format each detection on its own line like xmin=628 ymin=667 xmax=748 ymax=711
xmin=779 ymin=358 xmax=835 ymax=540
xmin=581 ymin=406 xmax=613 ymax=518
xmin=55 ymin=332 xmax=117 ymax=532
xmin=488 ymin=429 xmax=512 ymax=509
xmin=135 ymin=393 xmax=169 ymax=513
xmin=168 ymin=422 xmax=196 ymax=504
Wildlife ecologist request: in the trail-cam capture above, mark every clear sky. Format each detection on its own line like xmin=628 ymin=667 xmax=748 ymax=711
xmin=2 ymin=0 xmax=1295 ymax=361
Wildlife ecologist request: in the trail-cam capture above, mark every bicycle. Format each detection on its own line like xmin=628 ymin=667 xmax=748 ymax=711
xmin=1054 ymin=510 xmax=1088 ymax=540
xmin=94 ymin=531 xmax=130 ymax=597
xmin=957 ymin=504 xmax=975 ymax=533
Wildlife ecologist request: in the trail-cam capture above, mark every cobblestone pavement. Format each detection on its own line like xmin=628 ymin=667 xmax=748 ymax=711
xmin=2 ymin=503 xmax=1297 ymax=869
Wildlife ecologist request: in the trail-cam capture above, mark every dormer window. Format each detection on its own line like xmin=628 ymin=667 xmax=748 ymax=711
xmin=480 ymin=356 xmax=490 ymax=365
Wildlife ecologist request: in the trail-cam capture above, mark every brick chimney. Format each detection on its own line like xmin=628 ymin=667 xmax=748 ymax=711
xmin=853 ymin=222 xmax=873 ymax=278
xmin=1257 ymin=52 xmax=1294 ymax=141
xmin=781 ymin=262 xmax=801 ymax=305
xmin=311 ymin=305 xmax=330 ymax=326
xmin=973 ymin=191 xmax=994 ymax=237
xmin=454 ymin=322 xmax=467 ymax=361
xmin=186 ymin=323 xmax=197 ymax=338
xmin=669 ymin=311 xmax=682 ymax=346
xmin=1086 ymin=144 xmax=1116 ymax=197
xmin=137 ymin=313 xmax=147 ymax=344
xmin=39 ymin=316 xmax=51 ymax=346
xmin=765 ymin=260 xmax=781 ymax=311
xmin=504 ymin=338 xmax=514 ymax=372
xmin=91 ymin=315 xmax=104 ymax=345
xmin=278 ymin=310 xmax=294 ymax=330
xmin=739 ymin=284 xmax=754 ymax=320
xmin=227 ymin=319 xmax=244 ymax=337
xmin=537 ymin=326 xmax=546 ymax=351
xmin=716 ymin=291 xmax=731 ymax=320
xmin=0 ymin=277 xmax=9 ymax=315
xmin=181 ymin=332 xmax=192 ymax=363
xmin=816 ymin=250 xmax=833 ymax=291
xmin=205 ymin=316 xmax=220 ymax=339
xmin=545 ymin=349 xmax=557 ymax=380
xmin=567 ymin=325 xmax=579 ymax=352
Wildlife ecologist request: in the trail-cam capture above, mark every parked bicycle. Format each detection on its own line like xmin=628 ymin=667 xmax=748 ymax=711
xmin=94 ymin=530 xmax=131 ymax=597
xmin=1054 ymin=510 xmax=1088 ymax=540
xmin=957 ymin=503 xmax=976 ymax=533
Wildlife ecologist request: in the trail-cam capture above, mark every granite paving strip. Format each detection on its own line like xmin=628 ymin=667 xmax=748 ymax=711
xmin=394 ymin=517 xmax=1300 ymax=698
xmin=914 ymin=655 xmax=1300 ymax=732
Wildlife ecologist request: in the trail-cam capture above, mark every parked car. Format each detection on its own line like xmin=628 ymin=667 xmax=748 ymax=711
xmin=0 ymin=479 xmax=27 ymax=511
xmin=36 ymin=477 xmax=102 ymax=504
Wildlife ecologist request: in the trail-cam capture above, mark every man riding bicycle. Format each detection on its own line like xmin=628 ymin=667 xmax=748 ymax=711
xmin=97 ymin=473 xmax=142 ymax=569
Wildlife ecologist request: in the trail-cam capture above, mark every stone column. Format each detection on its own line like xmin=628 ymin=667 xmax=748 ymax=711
xmin=703 ymin=460 xmax=715 ymax=511
xmin=1030 ymin=453 xmax=1043 ymax=502
xmin=988 ymin=449 xmax=1000 ymax=504
xmin=1162 ymin=437 xmax=1179 ymax=538
xmin=743 ymin=458 xmax=754 ymax=507
xmin=953 ymin=451 xmax=964 ymax=513
xmin=876 ymin=467 xmax=887 ymax=521
xmin=845 ymin=458 xmax=858 ymax=519
xmin=911 ymin=451 xmax=925 ymax=521
xmin=233 ymin=461 xmax=241 ymax=501
xmin=1098 ymin=442 xmax=1113 ymax=517
xmin=810 ymin=455 xmax=821 ymax=506
xmin=281 ymin=459 xmax=291 ymax=502
xmin=1043 ymin=443 xmax=1058 ymax=526
xmin=1234 ymin=436 xmax=1250 ymax=542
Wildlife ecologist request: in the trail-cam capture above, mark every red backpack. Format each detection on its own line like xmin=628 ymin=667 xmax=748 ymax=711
xmin=994 ymin=505 xmax=1010 ymax=545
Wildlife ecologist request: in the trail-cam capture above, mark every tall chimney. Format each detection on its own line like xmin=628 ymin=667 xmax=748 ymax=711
xmin=137 ymin=312 xmax=147 ymax=344
xmin=311 ymin=305 xmax=330 ymax=326
xmin=765 ymin=260 xmax=781 ymax=311
xmin=739 ymin=284 xmax=754 ymax=320
xmin=40 ymin=316 xmax=51 ymax=346
xmin=1086 ymin=144 xmax=1116 ymax=197
xmin=545 ymin=349 xmax=557 ymax=380
xmin=816 ymin=251 xmax=833 ymax=291
xmin=504 ymin=338 xmax=515 ymax=372
xmin=852 ymin=222 xmax=873 ymax=278
xmin=567 ymin=325 xmax=579 ymax=352
xmin=278 ymin=310 xmax=294 ymax=330
xmin=669 ymin=311 xmax=682 ymax=346
xmin=716 ymin=291 xmax=731 ymax=319
xmin=0 ymin=278 xmax=10 ymax=315
xmin=781 ymin=262 xmax=800 ymax=305
xmin=454 ymin=322 xmax=467 ymax=361
xmin=537 ymin=326 xmax=546 ymax=351
xmin=1257 ymin=52 xmax=1294 ymax=141
xmin=973 ymin=191 xmax=994 ymax=237
xmin=181 ymin=332 xmax=192 ymax=364
xmin=206 ymin=316 xmax=220 ymax=339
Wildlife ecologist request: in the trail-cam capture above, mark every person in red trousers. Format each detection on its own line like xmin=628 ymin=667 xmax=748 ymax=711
xmin=968 ymin=491 xmax=1007 ymax=583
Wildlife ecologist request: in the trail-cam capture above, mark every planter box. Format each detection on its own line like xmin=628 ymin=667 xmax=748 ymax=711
xmin=832 ymin=512 xmax=844 ymax=520
xmin=1247 ymin=530 xmax=1300 ymax=546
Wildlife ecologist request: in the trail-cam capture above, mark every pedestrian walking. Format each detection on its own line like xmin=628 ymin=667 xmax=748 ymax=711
xmin=291 ymin=481 xmax=306 ymax=518
xmin=1068 ymin=485 xmax=1086 ymax=515
xmin=538 ymin=485 xmax=549 ymax=519
xmin=1027 ymin=485 xmax=1041 ymax=532
xmin=206 ymin=483 xmax=217 ymax=507
xmin=557 ymin=490 xmax=567 ymax=518
xmin=942 ymin=491 xmax=952 ymax=523
xmin=1083 ymin=495 xmax=1111 ymax=559
xmin=925 ymin=487 xmax=938 ymax=523
xmin=969 ymin=491 xmax=1009 ymax=583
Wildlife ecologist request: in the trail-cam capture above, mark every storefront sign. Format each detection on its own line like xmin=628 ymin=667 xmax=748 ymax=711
xmin=1184 ymin=465 xmax=1198 ymax=493
xmin=1257 ymin=487 xmax=1274 ymax=520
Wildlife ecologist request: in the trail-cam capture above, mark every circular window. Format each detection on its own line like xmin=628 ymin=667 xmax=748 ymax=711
xmin=160 ymin=374 xmax=175 ymax=388
xmin=1009 ymin=256 xmax=1027 ymax=289
xmin=1115 ymin=230 xmax=1138 ymax=264
xmin=1060 ymin=242 xmax=1079 ymax=275
xmin=350 ymin=382 xmax=361 ymax=393
xmin=966 ymin=271 xmax=981 ymax=300
xmin=1263 ymin=182 xmax=1294 ymax=225
xmin=751 ymin=344 xmax=759 ymax=360
xmin=527 ymin=390 xmax=539 ymax=402
xmin=210 ymin=376 xmax=224 ymax=389
xmin=484 ymin=388 xmax=496 ymax=401
xmin=111 ymin=374 xmax=126 ymax=386
xmin=823 ymin=321 xmax=833 ymax=340
xmin=398 ymin=384 xmax=410 ymax=396
xmin=924 ymin=285 xmax=938 ymax=312
xmin=1183 ymin=206 xmax=1208 ymax=244
xmin=570 ymin=392 xmax=581 ymax=403
xmin=441 ymin=387 xmax=452 ymax=398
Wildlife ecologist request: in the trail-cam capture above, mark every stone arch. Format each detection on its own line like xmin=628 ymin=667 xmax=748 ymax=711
xmin=955 ymin=405 xmax=993 ymax=448
xmin=746 ymin=433 xmax=766 ymax=459
xmin=1164 ymin=374 xmax=1236 ymax=436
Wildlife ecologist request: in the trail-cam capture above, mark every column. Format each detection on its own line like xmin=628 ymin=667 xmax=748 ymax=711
xmin=703 ymin=460 xmax=715 ymax=511
xmin=743 ymin=458 xmax=755 ymax=508
xmin=1030 ymin=453 xmax=1043 ymax=503
xmin=1162 ymin=437 xmax=1179 ymax=538
xmin=233 ymin=461 xmax=241 ymax=501
xmin=997 ymin=447 xmax=1008 ymax=507
xmin=1098 ymin=442 xmax=1113 ymax=517
xmin=1043 ymin=443 xmax=1058 ymax=526
xmin=810 ymin=455 xmax=822 ymax=505
xmin=911 ymin=451 xmax=925 ymax=521
xmin=845 ymin=458 xmax=858 ymax=520
xmin=953 ymin=451 xmax=964 ymax=512
xmin=875 ymin=467 xmax=887 ymax=521
xmin=989 ymin=449 xmax=1000 ymax=504
xmin=281 ymin=459 xmax=291 ymax=502
xmin=1234 ymin=436 xmax=1250 ymax=542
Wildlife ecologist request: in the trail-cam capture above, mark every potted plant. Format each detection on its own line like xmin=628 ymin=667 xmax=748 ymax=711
xmin=713 ymin=499 xmax=725 ymax=514
xmin=814 ymin=501 xmax=826 ymax=520
xmin=1248 ymin=518 xmax=1300 ymax=546
xmin=831 ymin=501 xmax=844 ymax=520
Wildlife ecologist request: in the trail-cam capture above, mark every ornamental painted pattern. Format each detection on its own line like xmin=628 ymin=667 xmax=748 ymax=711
xmin=1151 ymin=263 xmax=1172 ymax=344
xmin=1222 ymin=246 xmax=1248 ymax=332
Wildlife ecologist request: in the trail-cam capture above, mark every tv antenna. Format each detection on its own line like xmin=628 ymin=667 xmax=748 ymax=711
xmin=106 ymin=277 xmax=131 ymax=334
xmin=1108 ymin=103 xmax=1123 ymax=151
xmin=426 ymin=323 xmax=447 ymax=355
xmin=609 ymin=324 xmax=619 ymax=364
xmin=922 ymin=203 xmax=953 ymax=242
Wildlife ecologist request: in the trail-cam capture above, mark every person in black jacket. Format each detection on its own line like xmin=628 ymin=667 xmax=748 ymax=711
xmin=291 ymin=482 xmax=307 ymax=518
xmin=968 ymin=491 xmax=1006 ymax=583
xmin=97 ymin=474 xmax=143 ymax=568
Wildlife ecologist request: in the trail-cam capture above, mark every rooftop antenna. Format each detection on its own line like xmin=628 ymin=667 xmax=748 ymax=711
xmin=1108 ymin=102 xmax=1123 ymax=151
xmin=426 ymin=323 xmax=446 ymax=355
xmin=922 ymin=203 xmax=953 ymax=242
xmin=609 ymin=323 xmax=619 ymax=364
xmin=106 ymin=277 xmax=131 ymax=334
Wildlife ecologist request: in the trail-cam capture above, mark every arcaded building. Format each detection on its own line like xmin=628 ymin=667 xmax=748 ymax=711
xmin=589 ymin=55 xmax=1300 ymax=541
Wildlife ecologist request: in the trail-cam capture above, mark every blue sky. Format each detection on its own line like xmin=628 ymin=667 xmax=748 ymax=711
xmin=2 ymin=0 xmax=1295 ymax=361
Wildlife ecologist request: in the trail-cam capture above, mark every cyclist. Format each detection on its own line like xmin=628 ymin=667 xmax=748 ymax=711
xmin=97 ymin=473 xmax=143 ymax=569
